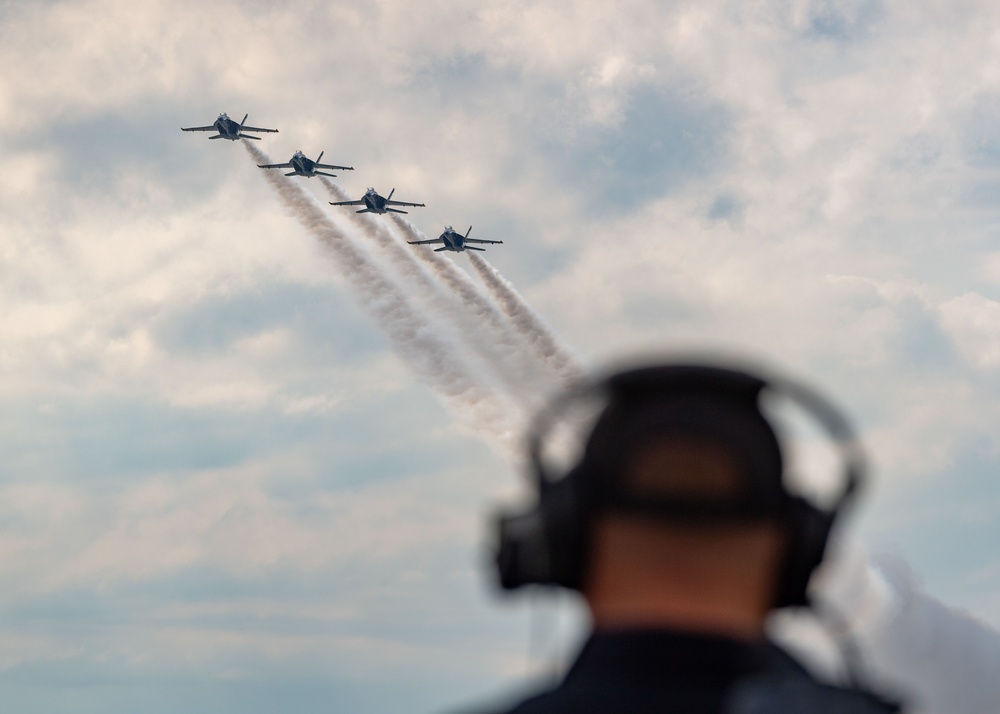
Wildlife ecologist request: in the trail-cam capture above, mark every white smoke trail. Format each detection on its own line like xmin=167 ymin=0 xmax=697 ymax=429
xmin=319 ymin=182 xmax=560 ymax=410
xmin=245 ymin=142 xmax=521 ymax=454
xmin=318 ymin=177 xmax=512 ymax=370
xmin=806 ymin=543 xmax=1000 ymax=714
xmin=320 ymin=180 xmax=503 ymax=338
xmin=387 ymin=215 xmax=509 ymax=334
xmin=468 ymin=252 xmax=584 ymax=383
xmin=387 ymin=216 xmax=563 ymax=406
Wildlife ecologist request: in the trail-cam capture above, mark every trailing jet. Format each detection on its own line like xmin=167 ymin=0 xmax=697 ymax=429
xmin=258 ymin=150 xmax=353 ymax=178
xmin=408 ymin=226 xmax=502 ymax=253
xmin=181 ymin=113 xmax=278 ymax=141
xmin=329 ymin=187 xmax=424 ymax=214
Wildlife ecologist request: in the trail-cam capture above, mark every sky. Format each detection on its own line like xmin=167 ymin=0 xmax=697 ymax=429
xmin=1 ymin=0 xmax=1000 ymax=712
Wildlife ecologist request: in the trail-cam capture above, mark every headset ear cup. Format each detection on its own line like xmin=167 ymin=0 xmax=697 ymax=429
xmin=775 ymin=497 xmax=837 ymax=607
xmin=540 ymin=469 xmax=588 ymax=590
xmin=495 ymin=506 xmax=548 ymax=590
xmin=494 ymin=469 xmax=588 ymax=590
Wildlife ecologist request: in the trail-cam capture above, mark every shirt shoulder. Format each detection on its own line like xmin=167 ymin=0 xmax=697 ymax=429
xmin=726 ymin=656 xmax=902 ymax=714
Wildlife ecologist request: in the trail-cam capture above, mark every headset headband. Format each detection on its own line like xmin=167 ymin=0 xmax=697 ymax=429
xmin=528 ymin=363 xmax=864 ymax=513
xmin=496 ymin=361 xmax=868 ymax=606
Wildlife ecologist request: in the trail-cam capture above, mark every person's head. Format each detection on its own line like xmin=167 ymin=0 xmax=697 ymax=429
xmin=570 ymin=370 xmax=792 ymax=636
xmin=494 ymin=362 xmax=863 ymax=637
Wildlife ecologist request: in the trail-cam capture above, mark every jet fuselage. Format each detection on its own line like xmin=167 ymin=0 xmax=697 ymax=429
xmin=363 ymin=189 xmax=390 ymax=213
xmin=440 ymin=227 xmax=466 ymax=251
xmin=214 ymin=113 xmax=243 ymax=140
xmin=289 ymin=151 xmax=318 ymax=176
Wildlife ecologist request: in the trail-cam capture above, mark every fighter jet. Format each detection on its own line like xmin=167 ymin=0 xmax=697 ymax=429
xmin=181 ymin=113 xmax=278 ymax=141
xmin=257 ymin=150 xmax=354 ymax=178
xmin=329 ymin=187 xmax=425 ymax=214
xmin=408 ymin=226 xmax=502 ymax=253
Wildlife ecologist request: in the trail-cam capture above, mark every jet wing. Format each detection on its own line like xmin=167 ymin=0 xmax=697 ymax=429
xmin=258 ymin=162 xmax=293 ymax=169
xmin=329 ymin=199 xmax=364 ymax=207
xmin=386 ymin=199 xmax=426 ymax=208
xmin=407 ymin=238 xmax=444 ymax=245
xmin=241 ymin=125 xmax=279 ymax=133
xmin=316 ymin=163 xmax=354 ymax=171
xmin=181 ymin=125 xmax=216 ymax=132
xmin=466 ymin=239 xmax=503 ymax=245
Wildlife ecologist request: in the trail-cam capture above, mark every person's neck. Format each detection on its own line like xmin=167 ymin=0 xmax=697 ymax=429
xmin=583 ymin=515 xmax=783 ymax=641
xmin=588 ymin=593 xmax=767 ymax=640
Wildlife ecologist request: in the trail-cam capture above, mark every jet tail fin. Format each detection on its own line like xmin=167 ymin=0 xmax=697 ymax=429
xmin=317 ymin=151 xmax=324 ymax=163
xmin=209 ymin=135 xmax=223 ymax=140
xmin=241 ymin=113 xmax=249 ymax=126
xmin=242 ymin=135 xmax=262 ymax=140
xmin=356 ymin=209 xmax=373 ymax=213
xmin=466 ymin=246 xmax=486 ymax=251
xmin=434 ymin=247 xmax=450 ymax=252
xmin=386 ymin=208 xmax=408 ymax=214
xmin=387 ymin=188 xmax=395 ymax=201
xmin=315 ymin=171 xmax=337 ymax=178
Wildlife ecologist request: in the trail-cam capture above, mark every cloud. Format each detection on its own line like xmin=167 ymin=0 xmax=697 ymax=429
xmin=938 ymin=293 xmax=1000 ymax=370
xmin=1 ymin=1 xmax=1000 ymax=712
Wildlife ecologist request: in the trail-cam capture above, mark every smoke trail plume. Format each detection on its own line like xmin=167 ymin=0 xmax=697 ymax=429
xmin=468 ymin=253 xmax=583 ymax=383
xmin=245 ymin=142 xmax=521 ymax=454
xmin=318 ymin=178 xmax=470 ymax=328
xmin=318 ymin=182 xmax=560 ymax=409
xmin=387 ymin=216 xmax=562 ymax=405
xmin=388 ymin=216 xmax=510 ymax=334
xmin=785 ymin=541 xmax=1000 ymax=714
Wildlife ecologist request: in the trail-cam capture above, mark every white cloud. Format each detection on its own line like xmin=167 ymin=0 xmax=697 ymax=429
xmin=2 ymin=1 xmax=1000 ymax=711
xmin=981 ymin=252 xmax=1000 ymax=283
xmin=938 ymin=292 xmax=1000 ymax=370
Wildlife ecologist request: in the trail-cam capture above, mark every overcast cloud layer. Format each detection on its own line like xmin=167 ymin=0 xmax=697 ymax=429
xmin=1 ymin=1 xmax=1000 ymax=712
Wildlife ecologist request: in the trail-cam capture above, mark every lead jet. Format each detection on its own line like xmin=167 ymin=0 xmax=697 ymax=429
xmin=408 ymin=225 xmax=502 ymax=253
xmin=257 ymin=150 xmax=353 ymax=178
xmin=181 ymin=112 xmax=278 ymax=141
xmin=329 ymin=187 xmax=425 ymax=214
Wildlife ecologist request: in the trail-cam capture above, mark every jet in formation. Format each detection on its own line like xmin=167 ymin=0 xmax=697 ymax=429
xmin=330 ymin=187 xmax=425 ymax=214
xmin=181 ymin=113 xmax=278 ymax=141
xmin=408 ymin=226 xmax=502 ymax=252
xmin=258 ymin=150 xmax=353 ymax=178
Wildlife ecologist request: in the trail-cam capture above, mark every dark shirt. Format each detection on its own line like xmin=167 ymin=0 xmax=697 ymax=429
xmin=467 ymin=629 xmax=900 ymax=714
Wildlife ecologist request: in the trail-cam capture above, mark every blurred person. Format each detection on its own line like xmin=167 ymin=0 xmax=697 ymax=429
xmin=467 ymin=361 xmax=903 ymax=713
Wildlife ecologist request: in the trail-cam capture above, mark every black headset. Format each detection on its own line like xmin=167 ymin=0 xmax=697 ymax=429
xmin=494 ymin=362 xmax=866 ymax=608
